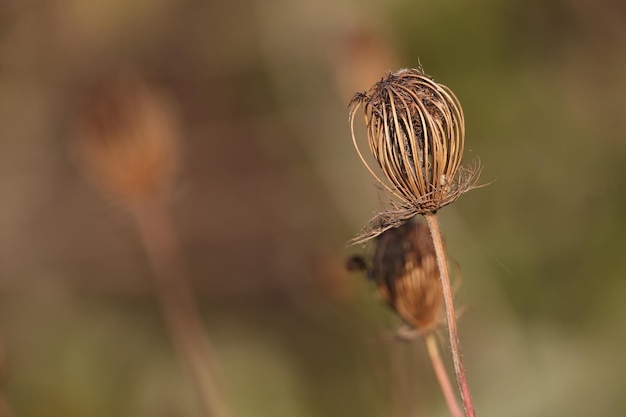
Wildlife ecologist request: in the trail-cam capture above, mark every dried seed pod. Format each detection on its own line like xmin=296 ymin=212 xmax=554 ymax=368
xmin=349 ymin=68 xmax=481 ymax=243
xmin=75 ymin=73 xmax=180 ymax=206
xmin=350 ymin=220 xmax=444 ymax=332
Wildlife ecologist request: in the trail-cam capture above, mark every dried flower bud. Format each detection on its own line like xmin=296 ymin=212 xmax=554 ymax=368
xmin=75 ymin=74 xmax=180 ymax=205
xmin=350 ymin=220 xmax=444 ymax=332
xmin=349 ymin=68 xmax=481 ymax=242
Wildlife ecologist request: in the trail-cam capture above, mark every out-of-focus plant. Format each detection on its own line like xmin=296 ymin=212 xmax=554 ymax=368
xmin=74 ymin=72 xmax=231 ymax=417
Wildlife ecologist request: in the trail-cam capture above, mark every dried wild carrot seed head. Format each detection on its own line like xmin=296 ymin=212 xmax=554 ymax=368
xmin=349 ymin=68 xmax=481 ymax=243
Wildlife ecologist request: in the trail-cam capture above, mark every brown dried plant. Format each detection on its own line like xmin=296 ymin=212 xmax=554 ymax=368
xmin=349 ymin=67 xmax=479 ymax=417
xmin=368 ymin=220 xmax=443 ymax=332
xmin=348 ymin=220 xmax=462 ymax=417
xmin=349 ymin=67 xmax=481 ymax=244
xmin=75 ymin=73 xmax=230 ymax=417
xmin=75 ymin=74 xmax=180 ymax=206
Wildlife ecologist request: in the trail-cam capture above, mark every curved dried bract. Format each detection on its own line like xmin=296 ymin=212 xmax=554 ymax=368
xmin=349 ymin=68 xmax=481 ymax=243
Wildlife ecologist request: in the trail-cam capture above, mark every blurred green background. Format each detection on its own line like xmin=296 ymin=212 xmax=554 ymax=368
xmin=2 ymin=0 xmax=626 ymax=416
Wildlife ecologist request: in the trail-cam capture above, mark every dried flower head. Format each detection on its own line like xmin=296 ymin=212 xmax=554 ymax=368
xmin=349 ymin=67 xmax=481 ymax=242
xmin=349 ymin=220 xmax=444 ymax=332
xmin=75 ymin=74 xmax=180 ymax=206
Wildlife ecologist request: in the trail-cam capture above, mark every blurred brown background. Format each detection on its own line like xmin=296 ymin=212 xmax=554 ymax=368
xmin=2 ymin=0 xmax=626 ymax=416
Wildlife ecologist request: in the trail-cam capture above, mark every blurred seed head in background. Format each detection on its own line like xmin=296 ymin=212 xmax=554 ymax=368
xmin=74 ymin=73 xmax=180 ymax=207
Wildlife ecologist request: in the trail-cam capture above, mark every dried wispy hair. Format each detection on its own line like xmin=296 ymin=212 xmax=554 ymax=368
xmin=75 ymin=73 xmax=180 ymax=206
xmin=349 ymin=220 xmax=444 ymax=332
xmin=349 ymin=67 xmax=481 ymax=243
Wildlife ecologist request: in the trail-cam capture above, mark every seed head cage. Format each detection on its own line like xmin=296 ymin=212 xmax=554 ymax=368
xmin=349 ymin=68 xmax=480 ymax=243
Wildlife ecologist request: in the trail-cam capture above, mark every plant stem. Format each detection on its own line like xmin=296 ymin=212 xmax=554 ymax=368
xmin=425 ymin=334 xmax=463 ymax=417
xmin=423 ymin=212 xmax=476 ymax=417
xmin=131 ymin=201 xmax=231 ymax=417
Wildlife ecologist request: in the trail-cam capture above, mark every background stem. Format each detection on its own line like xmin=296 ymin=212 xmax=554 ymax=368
xmin=423 ymin=212 xmax=476 ymax=417
xmin=425 ymin=334 xmax=463 ymax=417
xmin=131 ymin=201 xmax=231 ymax=417
xmin=0 ymin=393 xmax=16 ymax=417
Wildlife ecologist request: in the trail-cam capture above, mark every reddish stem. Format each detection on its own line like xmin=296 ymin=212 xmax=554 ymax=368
xmin=425 ymin=334 xmax=463 ymax=417
xmin=424 ymin=212 xmax=476 ymax=417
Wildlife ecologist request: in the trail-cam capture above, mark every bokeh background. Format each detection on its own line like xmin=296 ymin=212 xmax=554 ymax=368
xmin=2 ymin=0 xmax=626 ymax=416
